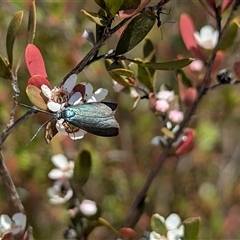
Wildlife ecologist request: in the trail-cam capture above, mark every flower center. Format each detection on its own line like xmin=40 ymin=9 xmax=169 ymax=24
xmin=51 ymin=87 xmax=69 ymax=104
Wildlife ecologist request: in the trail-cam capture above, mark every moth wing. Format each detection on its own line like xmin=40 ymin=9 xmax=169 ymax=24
xmin=66 ymin=102 xmax=119 ymax=137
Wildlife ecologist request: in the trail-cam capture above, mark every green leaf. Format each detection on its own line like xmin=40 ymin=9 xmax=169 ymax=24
xmin=128 ymin=58 xmax=194 ymax=70
xmin=219 ymin=18 xmax=239 ymax=51
xmin=143 ymin=38 xmax=154 ymax=59
xmin=120 ymin=0 xmax=141 ymax=10
xmin=95 ymin=0 xmax=141 ymax=11
xmin=183 ymin=217 xmax=201 ymax=240
xmin=107 ymin=60 xmax=135 ymax=87
xmin=143 ymin=39 xmax=156 ymax=77
xmin=161 ymin=127 xmax=174 ymax=138
xmin=109 ymin=68 xmax=135 ymax=87
xmin=6 ymin=11 xmax=24 ymax=66
xmin=116 ymin=12 xmax=156 ymax=55
xmin=130 ymin=61 xmax=153 ymax=92
xmin=150 ymin=214 xmax=167 ymax=235
xmin=27 ymin=1 xmax=36 ymax=44
xmin=81 ymin=9 xmax=108 ymax=26
xmin=0 ymin=55 xmax=12 ymax=79
xmin=26 ymin=84 xmax=48 ymax=110
xmin=95 ymin=0 xmax=107 ymax=9
xmin=105 ymin=0 xmax=123 ymax=16
xmin=176 ymin=69 xmax=192 ymax=88
xmin=73 ymin=150 xmax=92 ymax=190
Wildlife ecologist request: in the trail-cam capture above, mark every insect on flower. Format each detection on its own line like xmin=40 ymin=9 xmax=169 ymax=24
xmin=21 ymin=102 xmax=119 ymax=141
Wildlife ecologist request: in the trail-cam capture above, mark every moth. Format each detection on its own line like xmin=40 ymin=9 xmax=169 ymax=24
xmin=55 ymin=102 xmax=119 ymax=137
xmin=21 ymin=102 xmax=119 ymax=141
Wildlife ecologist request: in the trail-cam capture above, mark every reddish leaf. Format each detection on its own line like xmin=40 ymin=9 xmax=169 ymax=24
xmin=119 ymin=227 xmax=136 ymax=239
xmin=118 ymin=0 xmax=151 ymax=18
xmin=205 ymin=0 xmax=216 ymax=10
xmin=176 ymin=128 xmax=195 ymax=156
xmin=221 ymin=0 xmax=234 ymax=13
xmin=233 ymin=61 xmax=240 ymax=79
xmin=211 ymin=51 xmax=224 ymax=75
xmin=25 ymin=44 xmax=48 ymax=77
xmin=28 ymin=75 xmax=51 ymax=88
xmin=179 ymin=14 xmax=205 ymax=61
xmin=181 ymin=87 xmax=197 ymax=108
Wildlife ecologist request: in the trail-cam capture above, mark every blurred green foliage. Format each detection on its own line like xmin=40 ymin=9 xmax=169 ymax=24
xmin=0 ymin=1 xmax=240 ymax=239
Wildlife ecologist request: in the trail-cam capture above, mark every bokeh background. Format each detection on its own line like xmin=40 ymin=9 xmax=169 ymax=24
xmin=1 ymin=0 xmax=240 ymax=239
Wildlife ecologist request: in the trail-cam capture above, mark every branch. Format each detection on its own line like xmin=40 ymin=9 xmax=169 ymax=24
xmin=60 ymin=0 xmax=171 ymax=86
xmin=124 ymin=0 xmax=238 ymax=228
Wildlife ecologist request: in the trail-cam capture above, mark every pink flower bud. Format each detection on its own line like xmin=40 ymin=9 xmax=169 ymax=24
xmin=156 ymin=100 xmax=170 ymax=113
xmin=168 ymin=110 xmax=184 ymax=123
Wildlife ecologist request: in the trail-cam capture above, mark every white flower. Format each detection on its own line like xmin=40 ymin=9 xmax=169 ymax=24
xmin=166 ymin=214 xmax=184 ymax=240
xmin=41 ymin=74 xmax=108 ymax=140
xmin=0 ymin=213 xmax=26 ymax=236
xmin=48 ymin=154 xmax=74 ymax=180
xmin=194 ymin=25 xmax=219 ymax=50
xmin=79 ymin=200 xmax=97 ymax=216
xmin=81 ymin=82 xmax=108 ymax=103
xmin=47 ymin=179 xmax=73 ymax=205
xmin=150 ymin=213 xmax=184 ymax=240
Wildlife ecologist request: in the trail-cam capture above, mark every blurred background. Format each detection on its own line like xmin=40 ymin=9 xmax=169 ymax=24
xmin=0 ymin=0 xmax=240 ymax=239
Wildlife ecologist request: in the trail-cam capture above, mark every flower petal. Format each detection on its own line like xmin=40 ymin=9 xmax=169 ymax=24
xmin=48 ymin=169 xmax=64 ymax=179
xmin=47 ymin=101 xmax=64 ymax=112
xmin=48 ymin=188 xmax=73 ymax=205
xmin=41 ymin=84 xmax=52 ymax=99
xmin=68 ymin=129 xmax=86 ymax=140
xmin=0 ymin=214 xmax=11 ymax=231
xmin=68 ymin=92 xmax=82 ymax=105
xmin=63 ymin=74 xmax=77 ymax=93
xmin=165 ymin=213 xmax=181 ymax=230
xmin=82 ymin=82 xmax=93 ymax=97
xmin=56 ymin=120 xmax=69 ymax=136
xmin=51 ymin=154 xmax=69 ymax=169
xmin=92 ymin=88 xmax=108 ymax=101
xmin=11 ymin=213 xmax=26 ymax=235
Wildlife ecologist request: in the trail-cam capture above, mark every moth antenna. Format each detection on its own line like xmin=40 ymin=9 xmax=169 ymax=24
xmin=27 ymin=117 xmax=54 ymax=145
xmin=19 ymin=103 xmax=54 ymax=116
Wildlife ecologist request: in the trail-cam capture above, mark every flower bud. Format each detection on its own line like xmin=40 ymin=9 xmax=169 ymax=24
xmin=182 ymin=88 xmax=197 ymax=108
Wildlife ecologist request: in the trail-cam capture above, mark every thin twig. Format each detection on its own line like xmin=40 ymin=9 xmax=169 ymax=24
xmin=0 ymin=151 xmax=25 ymax=213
